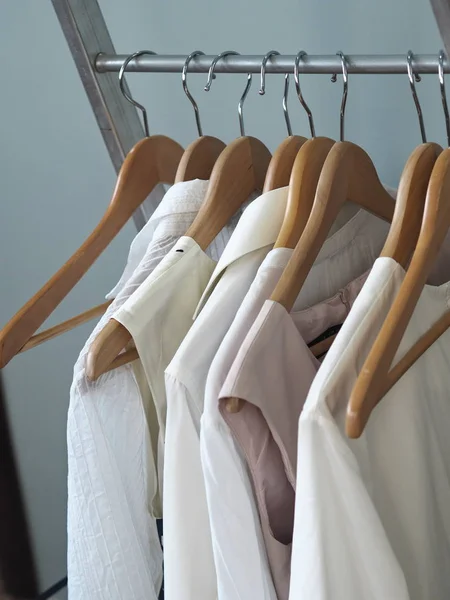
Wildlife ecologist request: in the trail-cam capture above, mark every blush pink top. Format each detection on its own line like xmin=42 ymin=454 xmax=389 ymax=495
xmin=219 ymin=272 xmax=367 ymax=597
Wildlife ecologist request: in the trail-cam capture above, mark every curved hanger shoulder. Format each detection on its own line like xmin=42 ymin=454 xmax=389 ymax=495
xmin=175 ymin=136 xmax=226 ymax=183
xmin=186 ymin=136 xmax=271 ymax=250
xmin=86 ymin=318 xmax=132 ymax=380
xmin=110 ymin=136 xmax=183 ymax=217
xmin=271 ymin=141 xmax=395 ymax=312
xmin=87 ymin=135 xmax=271 ymax=381
xmin=262 ymin=136 xmax=307 ymax=193
xmin=347 ymin=147 xmax=450 ymax=439
xmin=380 ymin=143 xmax=442 ymax=267
xmin=275 ymin=137 xmax=335 ymax=249
xmin=0 ymin=135 xmax=183 ymax=369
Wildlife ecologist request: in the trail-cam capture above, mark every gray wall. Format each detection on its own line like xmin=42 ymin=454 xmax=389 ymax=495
xmin=0 ymin=0 xmax=445 ymax=594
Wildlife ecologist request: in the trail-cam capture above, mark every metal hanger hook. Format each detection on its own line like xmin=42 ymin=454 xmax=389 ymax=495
xmin=407 ymin=50 xmax=426 ymax=143
xmin=282 ymin=74 xmax=293 ymax=136
xmin=438 ymin=50 xmax=450 ymax=147
xmin=203 ymin=50 xmax=251 ymax=136
xmin=119 ymin=50 xmax=157 ymax=137
xmin=259 ymin=51 xmax=292 ymax=135
xmin=238 ymin=74 xmax=252 ymax=137
xmin=259 ymin=50 xmax=280 ymax=95
xmin=204 ymin=50 xmax=239 ymax=91
xmin=294 ymin=51 xmax=316 ymax=137
xmin=182 ymin=51 xmax=205 ymax=137
xmin=331 ymin=51 xmax=348 ymax=142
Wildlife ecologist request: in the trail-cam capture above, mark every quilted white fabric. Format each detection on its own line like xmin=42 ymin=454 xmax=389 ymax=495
xmin=67 ymin=180 xmax=209 ymax=600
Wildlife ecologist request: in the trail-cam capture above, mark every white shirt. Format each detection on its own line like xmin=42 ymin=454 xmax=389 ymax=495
xmin=290 ymin=257 xmax=450 ymax=600
xmin=164 ymin=187 xmax=292 ymax=600
xmin=202 ymin=209 xmax=391 ymax=600
xmin=67 ymin=180 xmax=210 ymax=600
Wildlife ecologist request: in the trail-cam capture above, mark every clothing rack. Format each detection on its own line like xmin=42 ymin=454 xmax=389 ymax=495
xmin=95 ymin=53 xmax=450 ymax=74
xmin=51 ymin=0 xmax=450 ymax=229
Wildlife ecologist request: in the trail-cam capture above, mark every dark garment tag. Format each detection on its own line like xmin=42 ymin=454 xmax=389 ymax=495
xmin=307 ymin=323 xmax=343 ymax=353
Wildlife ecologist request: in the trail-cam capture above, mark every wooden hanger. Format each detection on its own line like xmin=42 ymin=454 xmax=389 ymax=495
xmin=270 ymin=141 xmax=395 ymax=312
xmin=225 ymin=137 xmax=336 ymax=413
xmin=225 ymin=141 xmax=396 ymax=414
xmin=184 ymin=136 xmax=271 ymax=248
xmin=274 ymin=137 xmax=336 ymax=249
xmin=262 ymin=136 xmax=307 ymax=192
xmin=380 ymin=143 xmax=443 ymax=266
xmin=306 ymin=142 xmax=443 ymax=362
xmin=175 ymin=51 xmax=232 ymax=183
xmin=346 ymin=145 xmax=450 ymax=439
xmin=86 ymin=135 xmax=272 ymax=380
xmin=0 ymin=135 xmax=183 ymax=369
xmin=175 ymin=136 xmax=226 ymax=183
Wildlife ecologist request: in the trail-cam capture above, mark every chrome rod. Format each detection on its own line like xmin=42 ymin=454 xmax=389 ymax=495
xmin=96 ymin=53 xmax=450 ymax=74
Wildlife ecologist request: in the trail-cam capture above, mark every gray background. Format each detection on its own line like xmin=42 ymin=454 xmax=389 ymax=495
xmin=0 ymin=0 xmax=446 ymax=594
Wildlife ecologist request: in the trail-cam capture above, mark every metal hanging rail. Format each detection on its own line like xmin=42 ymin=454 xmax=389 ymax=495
xmin=51 ymin=0 xmax=450 ymax=230
xmin=95 ymin=53 xmax=450 ymax=75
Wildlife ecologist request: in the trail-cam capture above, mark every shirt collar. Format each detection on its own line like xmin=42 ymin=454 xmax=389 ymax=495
xmin=194 ymin=187 xmax=289 ymax=315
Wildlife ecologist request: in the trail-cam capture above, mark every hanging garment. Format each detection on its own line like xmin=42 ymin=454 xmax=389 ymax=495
xmin=67 ymin=180 xmax=210 ymax=600
xmin=111 ymin=193 xmax=252 ymax=496
xmin=163 ymin=186 xmax=290 ymax=600
xmin=220 ymin=273 xmax=367 ymax=590
xmin=107 ymin=180 xmax=231 ymax=299
xmin=202 ymin=208 xmax=390 ymax=600
xmin=290 ymin=257 xmax=450 ymax=600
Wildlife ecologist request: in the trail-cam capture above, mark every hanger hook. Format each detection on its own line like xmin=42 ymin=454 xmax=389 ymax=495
xmin=182 ymin=51 xmax=205 ymax=137
xmin=238 ymin=74 xmax=252 ymax=137
xmin=119 ymin=50 xmax=157 ymax=137
xmin=294 ymin=51 xmax=316 ymax=138
xmin=204 ymin=50 xmax=251 ymax=136
xmin=282 ymin=74 xmax=293 ymax=136
xmin=438 ymin=50 xmax=450 ymax=147
xmin=331 ymin=51 xmax=348 ymax=141
xmin=259 ymin=51 xmax=292 ymax=136
xmin=204 ymin=50 xmax=239 ymax=91
xmin=407 ymin=50 xmax=427 ymax=143
xmin=259 ymin=50 xmax=280 ymax=95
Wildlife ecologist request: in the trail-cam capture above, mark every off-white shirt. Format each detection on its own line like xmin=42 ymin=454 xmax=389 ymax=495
xmin=164 ymin=187 xmax=291 ymax=600
xmin=290 ymin=257 xmax=450 ymax=600
xmin=108 ymin=180 xmax=232 ymax=298
xmin=202 ymin=209 xmax=391 ymax=600
xmin=67 ymin=180 xmax=211 ymax=600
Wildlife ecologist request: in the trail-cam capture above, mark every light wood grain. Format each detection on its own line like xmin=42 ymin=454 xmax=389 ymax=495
xmin=86 ymin=318 xmax=132 ymax=380
xmin=380 ymin=143 xmax=442 ymax=267
xmin=275 ymin=137 xmax=335 ymax=249
xmin=262 ymin=136 xmax=307 ymax=193
xmin=185 ymin=136 xmax=271 ymax=250
xmin=270 ymin=142 xmax=395 ymax=312
xmin=91 ymin=344 xmax=140 ymax=376
xmin=0 ymin=136 xmax=183 ymax=369
xmin=86 ymin=136 xmax=272 ymax=381
xmin=19 ymin=301 xmax=111 ymax=353
xmin=347 ymin=148 xmax=450 ymax=438
xmin=175 ymin=136 xmax=226 ymax=182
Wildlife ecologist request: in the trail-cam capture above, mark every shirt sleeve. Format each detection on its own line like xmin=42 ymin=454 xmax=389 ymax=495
xmin=163 ymin=372 xmax=217 ymax=600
